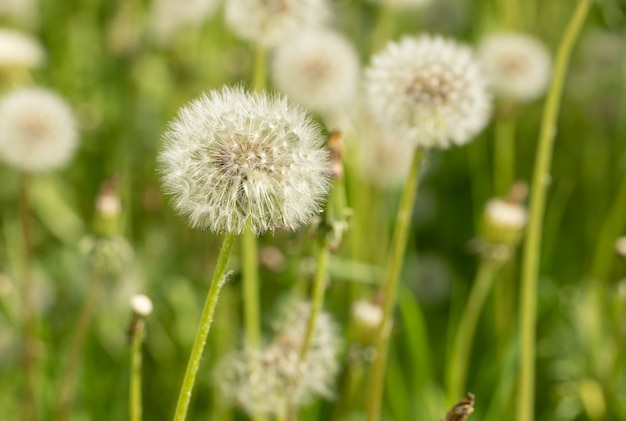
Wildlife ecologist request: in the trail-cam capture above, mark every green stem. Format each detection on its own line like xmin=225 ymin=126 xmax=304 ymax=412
xmin=589 ymin=176 xmax=626 ymax=281
xmin=55 ymin=272 xmax=103 ymax=421
xmin=252 ymin=46 xmax=267 ymax=91
xmin=331 ymin=361 xmax=365 ymax=421
xmin=130 ymin=319 xmax=145 ymax=421
xmin=19 ymin=174 xmax=36 ymax=421
xmin=371 ymin=4 xmax=394 ymax=53
xmin=299 ymin=234 xmax=331 ymax=362
xmin=516 ymin=2 xmax=592 ymax=421
xmin=447 ymin=258 xmax=501 ymax=403
xmin=242 ymin=226 xmax=262 ymax=347
xmin=494 ymin=118 xmax=516 ymax=197
xmin=366 ymin=148 xmax=424 ymax=421
xmin=172 ymin=233 xmax=236 ymax=421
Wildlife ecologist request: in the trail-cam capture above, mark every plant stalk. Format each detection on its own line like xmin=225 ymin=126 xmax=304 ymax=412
xmin=516 ymin=2 xmax=592 ymax=421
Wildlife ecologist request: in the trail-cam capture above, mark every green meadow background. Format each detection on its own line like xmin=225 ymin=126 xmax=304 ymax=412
xmin=0 ymin=0 xmax=625 ymax=420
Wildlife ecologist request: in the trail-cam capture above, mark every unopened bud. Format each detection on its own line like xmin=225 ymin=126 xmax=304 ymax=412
xmin=351 ymin=299 xmax=382 ymax=345
xmin=94 ymin=178 xmax=122 ymax=237
xmin=482 ymin=182 xmax=528 ymax=247
xmin=130 ymin=294 xmax=153 ymax=318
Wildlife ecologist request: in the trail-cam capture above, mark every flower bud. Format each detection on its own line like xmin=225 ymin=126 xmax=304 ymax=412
xmin=130 ymin=294 xmax=153 ymax=318
xmin=482 ymin=182 xmax=528 ymax=247
xmin=350 ymin=299 xmax=383 ymax=346
xmin=93 ymin=178 xmax=122 ymax=237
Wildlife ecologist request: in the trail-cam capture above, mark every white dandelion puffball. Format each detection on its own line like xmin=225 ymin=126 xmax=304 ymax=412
xmin=478 ymin=32 xmax=551 ymax=102
xmin=148 ymin=0 xmax=220 ymax=42
xmin=365 ymin=35 xmax=491 ymax=149
xmin=0 ymin=28 xmax=45 ymax=70
xmin=216 ymin=301 xmax=340 ymax=415
xmin=0 ymin=88 xmax=78 ymax=173
xmin=225 ymin=0 xmax=330 ymax=47
xmin=271 ymin=29 xmax=360 ymax=113
xmin=158 ymin=86 xmax=331 ymax=235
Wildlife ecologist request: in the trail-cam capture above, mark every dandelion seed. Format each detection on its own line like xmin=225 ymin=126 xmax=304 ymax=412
xmin=158 ymin=86 xmax=331 ymax=234
xmin=224 ymin=0 xmax=330 ymax=47
xmin=478 ymin=32 xmax=551 ymax=102
xmin=0 ymin=28 xmax=45 ymax=70
xmin=364 ymin=34 xmax=491 ymax=149
xmin=216 ymin=301 xmax=340 ymax=415
xmin=271 ymin=29 xmax=360 ymax=113
xmin=0 ymin=88 xmax=78 ymax=173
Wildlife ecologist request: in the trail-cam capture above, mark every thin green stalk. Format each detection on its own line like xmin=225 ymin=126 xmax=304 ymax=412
xmin=366 ymin=148 xmax=424 ymax=421
xmin=130 ymin=319 xmax=146 ymax=421
xmin=517 ymin=2 xmax=592 ymax=421
xmin=19 ymin=174 xmax=36 ymax=421
xmin=371 ymin=4 xmax=394 ymax=53
xmin=589 ymin=176 xmax=626 ymax=281
xmin=172 ymin=233 xmax=235 ymax=421
xmin=299 ymin=234 xmax=331 ymax=362
xmin=447 ymin=258 xmax=501 ymax=403
xmin=494 ymin=118 xmax=516 ymax=197
xmin=242 ymin=226 xmax=262 ymax=347
xmin=331 ymin=361 xmax=365 ymax=421
xmin=252 ymin=46 xmax=267 ymax=92
xmin=54 ymin=273 xmax=103 ymax=421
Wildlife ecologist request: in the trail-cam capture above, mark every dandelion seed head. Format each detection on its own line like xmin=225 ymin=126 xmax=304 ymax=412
xmin=225 ymin=0 xmax=330 ymax=47
xmin=271 ymin=29 xmax=360 ymax=113
xmin=365 ymin=35 xmax=491 ymax=149
xmin=158 ymin=86 xmax=331 ymax=234
xmin=148 ymin=0 xmax=220 ymax=42
xmin=478 ymin=32 xmax=551 ymax=102
xmin=0 ymin=88 xmax=78 ymax=173
xmin=0 ymin=28 xmax=45 ymax=70
xmin=216 ymin=301 xmax=340 ymax=415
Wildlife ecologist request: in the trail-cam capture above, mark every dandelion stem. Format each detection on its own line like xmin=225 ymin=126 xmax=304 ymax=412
xmin=516 ymin=2 xmax=591 ymax=421
xmin=589 ymin=176 xmax=626 ymax=281
xmin=447 ymin=258 xmax=501 ymax=403
xmin=371 ymin=4 xmax=394 ymax=53
xmin=172 ymin=233 xmax=235 ymax=421
xmin=19 ymin=174 xmax=36 ymax=421
xmin=494 ymin=117 xmax=516 ymax=197
xmin=129 ymin=319 xmax=146 ymax=421
xmin=242 ymin=226 xmax=262 ymax=348
xmin=366 ymin=147 xmax=424 ymax=421
xmin=253 ymin=46 xmax=268 ymax=92
xmin=299 ymin=233 xmax=330 ymax=362
xmin=55 ymin=272 xmax=103 ymax=421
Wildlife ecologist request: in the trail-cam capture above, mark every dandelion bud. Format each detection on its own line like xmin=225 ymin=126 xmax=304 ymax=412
xmin=158 ymin=86 xmax=331 ymax=234
xmin=271 ymin=29 xmax=360 ymax=114
xmin=0 ymin=88 xmax=78 ymax=173
xmin=0 ymin=28 xmax=45 ymax=71
xmin=478 ymin=32 xmax=551 ymax=102
xmin=482 ymin=185 xmax=528 ymax=247
xmin=130 ymin=294 xmax=153 ymax=318
xmin=350 ymin=299 xmax=383 ymax=345
xmin=225 ymin=0 xmax=330 ymax=47
xmin=365 ymin=35 xmax=491 ymax=149
xmin=93 ymin=178 xmax=122 ymax=237
xmin=615 ymin=237 xmax=626 ymax=259
xmin=327 ymin=130 xmax=344 ymax=180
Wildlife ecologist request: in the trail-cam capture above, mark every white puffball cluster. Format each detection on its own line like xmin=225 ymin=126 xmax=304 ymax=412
xmin=0 ymin=88 xmax=78 ymax=173
xmin=478 ymin=32 xmax=552 ymax=102
xmin=0 ymin=28 xmax=45 ymax=70
xmin=365 ymin=35 xmax=491 ymax=149
xmin=271 ymin=29 xmax=360 ymax=113
xmin=158 ymin=86 xmax=331 ymax=234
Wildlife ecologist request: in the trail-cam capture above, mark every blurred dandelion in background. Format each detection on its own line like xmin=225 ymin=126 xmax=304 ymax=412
xmin=478 ymin=32 xmax=552 ymax=102
xmin=0 ymin=88 xmax=78 ymax=172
